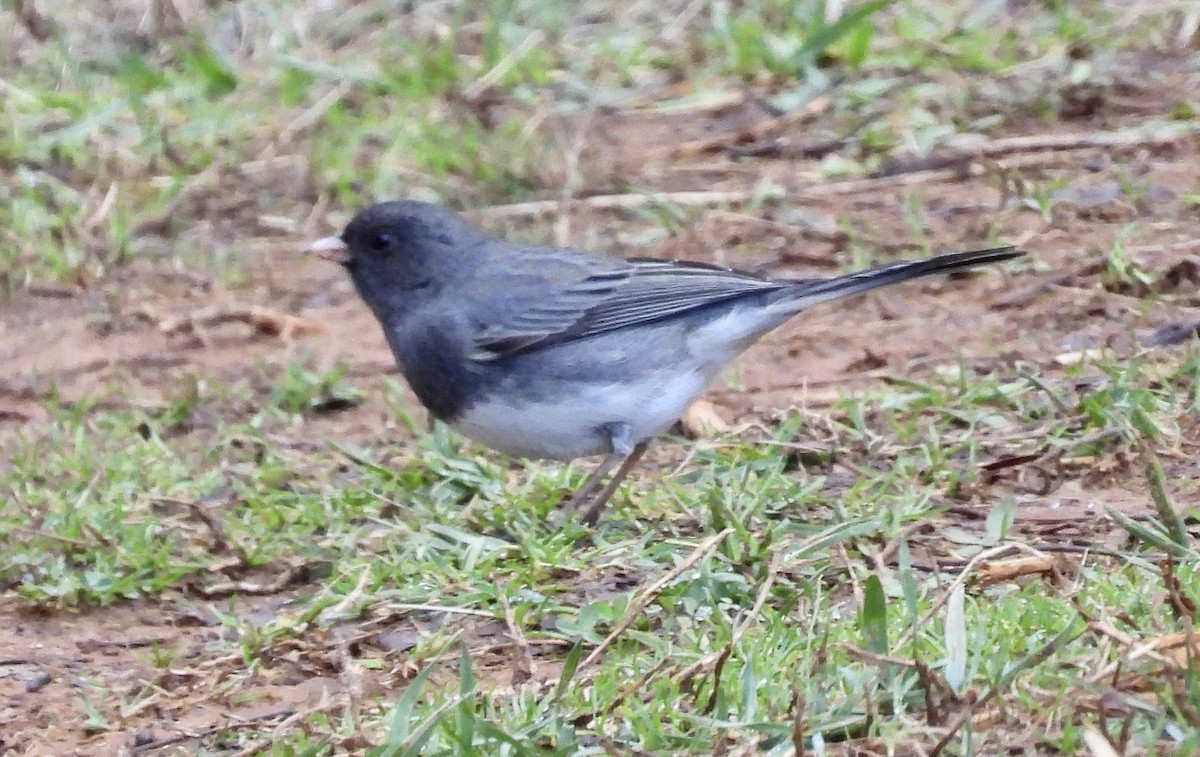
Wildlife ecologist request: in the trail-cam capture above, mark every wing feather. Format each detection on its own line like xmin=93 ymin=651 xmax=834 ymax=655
xmin=468 ymin=253 xmax=783 ymax=359
xmin=462 ymin=243 xmax=1021 ymax=360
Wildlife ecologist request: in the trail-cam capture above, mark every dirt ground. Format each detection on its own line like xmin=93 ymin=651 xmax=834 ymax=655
xmin=3 ymin=54 xmax=1200 ymax=756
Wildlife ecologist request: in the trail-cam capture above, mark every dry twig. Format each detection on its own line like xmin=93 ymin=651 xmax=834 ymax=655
xmin=578 ymin=528 xmax=733 ymax=672
xmin=498 ymin=590 xmax=534 ymax=686
xmin=157 ymin=304 xmax=323 ymax=342
xmin=671 ymin=95 xmax=832 ymax=157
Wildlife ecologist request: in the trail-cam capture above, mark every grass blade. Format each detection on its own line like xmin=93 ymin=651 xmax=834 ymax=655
xmin=554 ymin=642 xmax=583 ymax=703
xmin=796 ymin=0 xmax=896 ymax=68
xmin=860 ymin=574 xmax=888 ymax=656
xmin=380 ymin=663 xmax=434 ymax=750
xmin=945 ymin=584 xmax=967 ymax=694
xmin=1142 ymin=446 xmax=1191 ymax=550
xmin=1107 ymin=506 xmax=1193 ymax=559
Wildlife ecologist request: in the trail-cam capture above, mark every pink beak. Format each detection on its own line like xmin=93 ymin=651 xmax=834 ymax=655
xmin=306 ymin=236 xmax=350 ymax=264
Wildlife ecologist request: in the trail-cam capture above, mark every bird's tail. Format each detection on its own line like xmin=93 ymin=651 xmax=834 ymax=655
xmin=772 ymin=246 xmax=1024 ymax=311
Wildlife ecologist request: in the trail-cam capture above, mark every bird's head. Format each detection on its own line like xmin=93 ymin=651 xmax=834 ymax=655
xmin=307 ymin=200 xmax=490 ymax=319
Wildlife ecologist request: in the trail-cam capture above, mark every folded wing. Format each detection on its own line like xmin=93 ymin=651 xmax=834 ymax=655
xmin=467 ymin=252 xmax=785 ymax=359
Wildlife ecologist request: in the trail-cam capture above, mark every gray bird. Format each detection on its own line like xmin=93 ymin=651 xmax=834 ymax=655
xmin=309 ymin=201 xmax=1022 ymax=525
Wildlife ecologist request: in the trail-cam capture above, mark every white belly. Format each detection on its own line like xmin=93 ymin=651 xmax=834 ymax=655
xmin=450 ymin=369 xmax=708 ymax=460
xmin=444 ymin=297 xmax=796 ymax=461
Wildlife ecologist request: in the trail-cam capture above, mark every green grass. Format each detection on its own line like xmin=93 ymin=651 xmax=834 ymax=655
xmin=3 ymin=0 xmax=1199 ymax=753
xmin=3 ymin=347 xmax=1198 ymax=752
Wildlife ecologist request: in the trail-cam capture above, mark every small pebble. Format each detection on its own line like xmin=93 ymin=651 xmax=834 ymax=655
xmin=25 ymin=670 xmax=51 ymax=693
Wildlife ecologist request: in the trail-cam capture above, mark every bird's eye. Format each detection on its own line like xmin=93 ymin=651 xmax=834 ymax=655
xmin=369 ymin=233 xmax=394 ymax=251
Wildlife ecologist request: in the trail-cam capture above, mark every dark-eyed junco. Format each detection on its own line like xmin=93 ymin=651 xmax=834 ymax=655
xmin=309 ymin=201 xmax=1023 ymax=524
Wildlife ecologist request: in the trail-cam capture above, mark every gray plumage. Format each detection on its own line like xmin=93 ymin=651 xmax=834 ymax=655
xmin=312 ymin=200 xmax=1023 ymax=523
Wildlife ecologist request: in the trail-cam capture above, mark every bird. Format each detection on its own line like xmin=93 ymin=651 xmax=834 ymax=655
xmin=308 ymin=200 xmax=1023 ymax=525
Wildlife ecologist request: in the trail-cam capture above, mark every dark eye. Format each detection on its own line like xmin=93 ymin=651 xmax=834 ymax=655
xmin=369 ymin=233 xmax=394 ymax=251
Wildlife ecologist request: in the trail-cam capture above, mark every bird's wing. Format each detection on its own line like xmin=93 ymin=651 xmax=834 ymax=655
xmin=466 ymin=250 xmax=785 ymax=360
xmin=558 ymin=259 xmax=786 ymax=336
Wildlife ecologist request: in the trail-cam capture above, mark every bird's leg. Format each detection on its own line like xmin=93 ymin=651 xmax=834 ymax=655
xmin=560 ymin=422 xmax=649 ymax=526
xmin=561 ymin=452 xmax=624 ymax=513
xmin=580 ymin=440 xmax=648 ymax=526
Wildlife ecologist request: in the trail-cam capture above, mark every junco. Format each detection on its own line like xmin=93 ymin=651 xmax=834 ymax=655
xmin=309 ymin=201 xmax=1023 ymax=525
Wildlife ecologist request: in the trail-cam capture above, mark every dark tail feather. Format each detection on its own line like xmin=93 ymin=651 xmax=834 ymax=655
xmin=775 ymin=246 xmax=1024 ymax=310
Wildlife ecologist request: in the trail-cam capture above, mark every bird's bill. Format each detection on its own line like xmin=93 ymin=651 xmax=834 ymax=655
xmin=306 ymin=236 xmax=351 ymax=264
